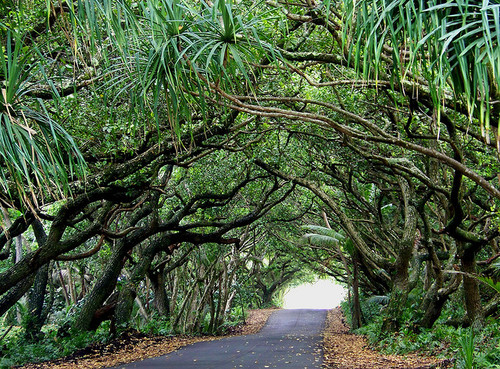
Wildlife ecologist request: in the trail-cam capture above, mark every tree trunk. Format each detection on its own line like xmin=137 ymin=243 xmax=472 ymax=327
xmin=419 ymin=286 xmax=447 ymax=329
xmin=173 ymin=279 xmax=195 ymax=331
xmin=14 ymin=235 xmax=23 ymax=263
xmin=114 ymin=287 xmax=137 ymax=330
xmin=24 ymin=219 xmax=50 ymax=340
xmin=382 ymin=179 xmax=416 ymax=333
xmin=211 ymin=273 xmax=224 ymax=333
xmin=150 ymin=266 xmax=170 ymax=317
xmin=170 ymin=269 xmax=180 ymax=317
xmin=183 ymin=283 xmax=199 ymax=333
xmin=351 ymin=253 xmax=362 ymax=330
xmin=24 ymin=263 xmax=50 ymax=340
xmin=115 ymin=243 xmax=160 ymax=329
xmin=194 ymin=270 xmax=219 ymax=333
xmin=72 ymin=243 xmax=127 ymax=332
xmin=55 ymin=261 xmax=71 ymax=306
xmin=67 ymin=262 xmax=78 ymax=304
xmin=417 ymin=240 xmax=461 ymax=329
xmin=208 ymin=291 xmax=216 ymax=333
xmin=418 ymin=274 xmax=461 ymax=330
xmin=461 ymin=248 xmax=484 ymax=328
xmin=261 ymin=287 xmax=273 ymax=306
xmin=0 ymin=275 xmax=35 ymax=317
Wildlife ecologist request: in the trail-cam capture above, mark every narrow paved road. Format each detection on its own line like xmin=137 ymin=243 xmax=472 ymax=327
xmin=111 ymin=309 xmax=327 ymax=369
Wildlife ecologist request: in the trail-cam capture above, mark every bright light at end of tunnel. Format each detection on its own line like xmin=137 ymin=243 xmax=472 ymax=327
xmin=283 ymin=279 xmax=346 ymax=309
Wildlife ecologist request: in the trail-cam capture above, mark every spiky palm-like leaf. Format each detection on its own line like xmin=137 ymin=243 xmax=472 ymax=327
xmin=302 ymin=224 xmax=345 ymax=241
xmin=301 ymin=233 xmax=341 ymax=248
xmin=0 ymin=33 xmax=85 ymax=208
xmin=344 ymin=0 xmax=500 ymax=140
xmin=476 ymin=275 xmax=500 ymax=294
xmin=77 ymin=0 xmax=279 ymax=138
xmin=493 ymin=259 xmax=500 ymax=277
xmin=301 ymin=225 xmax=348 ymax=254
xmin=366 ymin=295 xmax=390 ymax=305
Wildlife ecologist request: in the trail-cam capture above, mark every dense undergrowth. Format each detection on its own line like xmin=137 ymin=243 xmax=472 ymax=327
xmin=0 ymin=323 xmax=110 ymax=368
xmin=341 ymin=295 xmax=500 ymax=369
xmin=0 ymin=308 xmax=246 ymax=368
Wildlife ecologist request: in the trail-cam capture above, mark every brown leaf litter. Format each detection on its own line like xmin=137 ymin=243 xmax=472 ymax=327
xmin=19 ymin=307 xmax=453 ymax=369
xmin=322 ymin=307 xmax=454 ymax=369
xmin=19 ymin=308 xmax=278 ymax=369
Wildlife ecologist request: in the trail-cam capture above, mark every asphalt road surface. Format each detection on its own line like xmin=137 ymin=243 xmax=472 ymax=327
xmin=111 ymin=309 xmax=327 ymax=369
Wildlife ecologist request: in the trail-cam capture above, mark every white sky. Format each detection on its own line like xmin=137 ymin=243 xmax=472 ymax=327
xmin=282 ymin=279 xmax=347 ymax=309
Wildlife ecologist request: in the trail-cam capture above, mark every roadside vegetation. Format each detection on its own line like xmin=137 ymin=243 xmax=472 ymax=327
xmin=342 ymin=295 xmax=500 ymax=368
xmin=1 ymin=0 xmax=500 ymax=368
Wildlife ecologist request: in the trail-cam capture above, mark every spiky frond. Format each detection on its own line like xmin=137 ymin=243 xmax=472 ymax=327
xmin=301 ymin=233 xmax=340 ymax=248
xmin=366 ymin=295 xmax=390 ymax=305
xmin=76 ymin=0 xmax=280 ymax=138
xmin=0 ymin=33 xmax=85 ymax=208
xmin=344 ymin=0 xmax=500 ymax=141
xmin=302 ymin=225 xmax=345 ymax=241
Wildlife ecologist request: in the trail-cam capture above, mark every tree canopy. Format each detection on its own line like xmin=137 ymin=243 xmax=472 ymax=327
xmin=1 ymin=0 xmax=500 ymax=366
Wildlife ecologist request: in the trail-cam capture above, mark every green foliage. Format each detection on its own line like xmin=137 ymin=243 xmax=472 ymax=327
xmin=80 ymin=0 xmax=280 ymax=138
xmin=342 ymin=295 xmax=500 ymax=368
xmin=138 ymin=314 xmax=173 ymax=336
xmin=476 ymin=275 xmax=500 ymax=294
xmin=458 ymin=327 xmax=475 ymax=369
xmin=217 ymin=306 xmax=247 ymax=334
xmin=0 ymin=322 xmax=111 ymax=367
xmin=302 ymin=225 xmax=345 ymax=245
xmin=2 ymin=0 xmax=500 ymax=367
xmin=344 ymin=0 xmax=500 ymax=136
xmin=0 ymin=0 xmax=46 ymax=36
xmin=0 ymin=32 xmax=86 ymax=208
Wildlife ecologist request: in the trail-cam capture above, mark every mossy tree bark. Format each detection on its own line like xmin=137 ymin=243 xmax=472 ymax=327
xmin=351 ymin=250 xmax=363 ymax=330
xmin=114 ymin=237 xmax=179 ymax=329
xmin=461 ymin=246 xmax=484 ymax=329
xmin=72 ymin=242 xmax=129 ymax=332
xmin=382 ymin=178 xmax=417 ymax=333
xmin=150 ymin=265 xmax=170 ymax=317
xmin=24 ymin=219 xmax=51 ymax=341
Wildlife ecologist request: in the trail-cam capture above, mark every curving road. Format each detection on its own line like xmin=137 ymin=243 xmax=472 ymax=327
xmin=111 ymin=309 xmax=327 ymax=369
